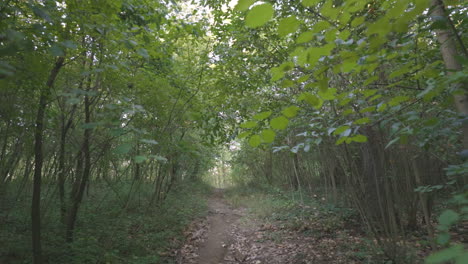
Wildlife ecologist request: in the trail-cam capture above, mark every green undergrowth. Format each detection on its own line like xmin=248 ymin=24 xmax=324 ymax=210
xmin=225 ymin=184 xmax=357 ymax=232
xmin=0 ymin=179 xmax=212 ymax=264
xmin=224 ymin=184 xmax=411 ymax=263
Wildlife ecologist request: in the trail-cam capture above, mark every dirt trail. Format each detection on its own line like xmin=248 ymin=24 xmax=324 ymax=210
xmin=176 ymin=189 xmax=245 ymax=264
xmin=196 ymin=189 xmax=242 ymax=263
xmin=176 ymin=189 xmax=357 ymax=264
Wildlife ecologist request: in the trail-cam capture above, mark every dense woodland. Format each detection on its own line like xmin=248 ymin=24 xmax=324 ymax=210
xmin=0 ymin=0 xmax=467 ymax=263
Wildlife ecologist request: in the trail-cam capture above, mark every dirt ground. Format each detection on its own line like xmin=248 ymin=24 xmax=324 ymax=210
xmin=175 ymin=189 xmax=363 ymax=264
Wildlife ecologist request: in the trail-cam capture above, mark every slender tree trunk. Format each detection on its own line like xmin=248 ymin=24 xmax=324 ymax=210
xmin=65 ymin=55 xmax=94 ymax=241
xmin=32 ymin=56 xmax=65 ymax=264
xmin=431 ymin=0 xmax=468 ymax=148
xmin=66 ymin=95 xmax=92 ymax=242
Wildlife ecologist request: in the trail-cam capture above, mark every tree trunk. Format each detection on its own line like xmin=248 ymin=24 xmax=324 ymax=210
xmin=31 ymin=56 xmax=65 ymax=264
xmin=65 ymin=65 xmax=94 ymax=242
xmin=430 ymin=0 xmax=468 ymax=149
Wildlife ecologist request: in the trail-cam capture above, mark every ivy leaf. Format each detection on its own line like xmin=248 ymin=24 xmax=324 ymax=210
xmin=246 ymin=3 xmax=274 ymax=28
xmin=282 ymin=106 xmax=300 ymax=118
xmin=261 ymin=129 xmax=276 ymax=143
xmin=270 ymin=116 xmax=289 ymax=130
xmin=249 ymin=135 xmax=261 ymax=147
xmin=253 ymin=111 xmax=272 ymax=120
xmin=235 ymin=0 xmax=256 ymax=11
xmin=278 ymin=16 xmax=300 ymax=37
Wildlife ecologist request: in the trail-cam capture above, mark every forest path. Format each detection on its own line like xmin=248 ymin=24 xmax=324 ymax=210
xmin=176 ymin=189 xmax=358 ymax=264
xmin=176 ymin=188 xmax=245 ymax=263
xmin=196 ymin=189 xmax=242 ymax=263
xmin=175 ymin=189 xmax=320 ymax=264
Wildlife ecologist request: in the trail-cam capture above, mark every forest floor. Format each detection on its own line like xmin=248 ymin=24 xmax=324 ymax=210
xmin=175 ymin=188 xmax=380 ymax=264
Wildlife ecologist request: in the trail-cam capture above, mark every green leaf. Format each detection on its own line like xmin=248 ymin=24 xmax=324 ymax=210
xmin=437 ymin=232 xmax=451 ymax=245
xmin=296 ymin=31 xmax=314 ymax=44
xmin=278 ymin=16 xmax=300 ymax=37
xmin=296 ymin=74 xmax=311 ymax=83
xmin=335 ymin=137 xmax=348 ymax=145
xmin=299 ymin=92 xmax=323 ymax=109
xmin=377 ymin=103 xmax=387 ymax=112
xmin=261 ymin=129 xmax=276 ymax=143
xmin=62 ymin=40 xmax=77 ymax=49
xmin=282 ymin=106 xmax=300 ymax=118
xmin=351 ymin=16 xmax=365 ymax=27
xmin=270 ymin=116 xmax=289 ymax=130
xmin=281 ymin=79 xmax=294 ymax=88
xmin=238 ymin=131 xmax=251 ymax=139
xmin=50 ymin=44 xmax=65 ymax=57
xmin=385 ymin=137 xmax=400 ymax=149
xmin=137 ymin=48 xmax=149 ymax=58
xmin=351 ymin=135 xmax=368 ymax=143
xmin=114 ymin=143 xmax=132 ymax=155
xmin=333 ymin=125 xmax=351 ymax=135
xmin=134 ymin=155 xmax=147 ymax=163
xmin=362 ymin=89 xmax=378 ymax=98
xmin=279 ymin=61 xmax=294 ymax=72
xmin=456 ymin=252 xmax=468 ymax=264
xmin=32 ymin=6 xmax=52 ymax=22
xmin=245 ymin=3 xmax=274 ymax=28
xmin=140 ymin=139 xmax=158 ymax=145
xmin=438 ymin=210 xmax=459 ymax=227
xmin=235 ymin=0 xmax=256 ymax=11
xmin=253 ymin=111 xmax=272 ymax=120
xmin=302 ymin=0 xmax=321 ymax=7
xmin=240 ymin=121 xmax=258 ymax=129
xmin=354 ymin=117 xmax=370 ymax=125
xmin=388 ymin=96 xmax=409 ymax=106
xmin=360 ymin=106 xmax=376 ymax=113
xmin=148 ymin=155 xmax=167 ymax=162
xmin=318 ymin=88 xmax=336 ymax=100
xmin=426 ymin=245 xmax=464 ymax=264
xmin=249 ymin=135 xmax=261 ymax=147
xmin=271 ymin=67 xmax=285 ymax=81
xmin=343 ymin=109 xmax=354 ymax=116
